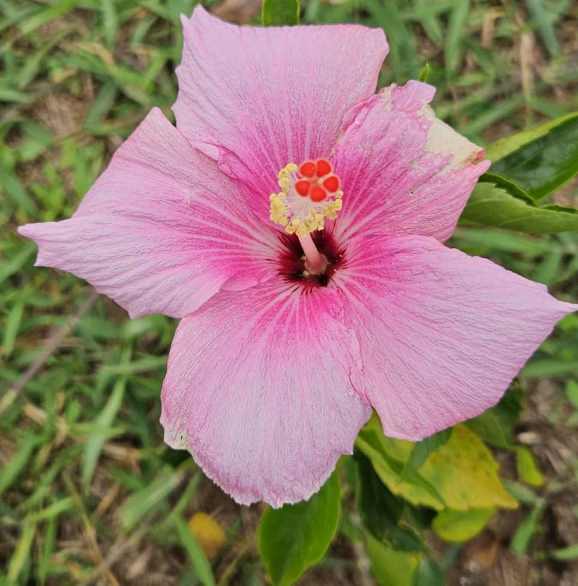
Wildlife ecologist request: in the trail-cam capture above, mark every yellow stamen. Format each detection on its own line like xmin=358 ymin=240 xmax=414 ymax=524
xmin=269 ymin=163 xmax=343 ymax=236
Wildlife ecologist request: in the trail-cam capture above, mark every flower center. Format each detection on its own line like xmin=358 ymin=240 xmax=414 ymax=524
xmin=270 ymin=159 xmax=343 ymax=275
xmin=269 ymin=158 xmax=343 ymax=236
xmin=278 ymin=231 xmax=345 ymax=288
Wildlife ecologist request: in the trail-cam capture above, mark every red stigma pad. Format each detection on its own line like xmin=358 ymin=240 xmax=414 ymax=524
xmin=295 ymin=180 xmax=311 ymax=197
xmin=299 ymin=161 xmax=316 ymax=178
xmin=295 ymin=158 xmax=340 ymax=204
xmin=310 ymin=185 xmax=327 ymax=202
xmin=323 ymin=175 xmax=339 ymax=193
xmin=316 ymin=159 xmax=332 ymax=177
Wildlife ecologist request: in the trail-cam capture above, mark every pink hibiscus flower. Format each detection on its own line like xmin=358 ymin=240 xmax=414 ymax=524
xmin=19 ymin=7 xmax=576 ymax=507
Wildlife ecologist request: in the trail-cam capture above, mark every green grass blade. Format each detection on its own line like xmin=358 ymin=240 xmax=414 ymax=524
xmin=175 ymin=517 xmax=216 ymax=586
xmin=262 ymin=0 xmax=300 ymax=26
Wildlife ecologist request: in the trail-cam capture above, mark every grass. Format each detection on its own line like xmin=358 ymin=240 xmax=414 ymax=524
xmin=1 ymin=0 xmax=578 ymax=584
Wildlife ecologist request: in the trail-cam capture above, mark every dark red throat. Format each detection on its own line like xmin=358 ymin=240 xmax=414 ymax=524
xmin=278 ymin=230 xmax=345 ymax=289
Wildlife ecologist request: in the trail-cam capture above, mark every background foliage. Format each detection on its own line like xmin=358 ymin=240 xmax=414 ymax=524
xmin=1 ymin=0 xmax=578 ymax=584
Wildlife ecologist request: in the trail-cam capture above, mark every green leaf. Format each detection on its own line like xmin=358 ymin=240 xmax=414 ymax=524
xmin=453 ymin=226 xmax=552 ymax=255
xmin=432 ymin=508 xmax=495 ymax=542
xmin=511 ymin=500 xmax=545 ymax=555
xmin=469 ymin=410 xmax=513 ymax=447
xmin=355 ymin=452 xmax=424 ymax=553
xmin=488 ymin=112 xmax=578 ymax=199
xmin=504 ymin=480 xmax=540 ymax=506
xmin=481 ymin=172 xmax=534 ymax=202
xmin=552 ymin=544 xmax=578 ymax=561
xmin=356 ymin=450 xmax=403 ymax=536
xmin=461 ymin=182 xmax=578 ymax=234
xmin=523 ymin=359 xmax=578 ymax=378
xmin=487 ymin=113 xmax=577 ymax=161
xmin=366 ymin=533 xmax=420 ymax=586
xmin=261 ymin=0 xmax=300 ymax=26
xmin=515 ymin=447 xmax=545 ymax=487
xmin=413 ymin=559 xmax=445 ymax=586
xmin=258 ymin=473 xmax=341 ymax=586
xmin=565 ymin=381 xmax=578 ymax=410
xmin=467 ymin=385 xmax=522 ymax=449
xmin=356 ymin=419 xmax=445 ymax=511
xmin=405 ymin=429 xmax=451 ymax=472
xmin=356 ymin=420 xmax=516 ymax=512
xmin=418 ymin=62 xmax=431 ymax=83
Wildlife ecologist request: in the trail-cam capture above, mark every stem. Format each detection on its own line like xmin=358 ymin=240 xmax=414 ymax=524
xmin=298 ymin=233 xmax=327 ymax=275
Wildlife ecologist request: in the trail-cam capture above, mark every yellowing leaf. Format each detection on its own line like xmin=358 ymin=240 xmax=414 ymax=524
xmin=188 ymin=513 xmax=226 ymax=560
xmin=356 ymin=431 xmax=445 ymax=511
xmin=432 ymin=508 xmax=495 ymax=542
xmin=420 ymin=426 xmax=517 ymax=510
xmin=356 ymin=419 xmax=516 ymax=512
xmin=515 ymin=446 xmax=545 ymax=487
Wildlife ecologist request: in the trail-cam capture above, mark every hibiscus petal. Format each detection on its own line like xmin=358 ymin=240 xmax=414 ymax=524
xmin=19 ymin=108 xmax=276 ymax=319
xmin=160 ymin=278 xmax=371 ymax=507
xmin=174 ymin=5 xmax=388 ymax=219
xmin=333 ymin=80 xmax=490 ymax=244
xmin=338 ymin=234 xmax=576 ymax=440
